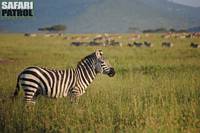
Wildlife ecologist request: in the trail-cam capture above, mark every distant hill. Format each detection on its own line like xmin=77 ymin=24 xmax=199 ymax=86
xmin=68 ymin=0 xmax=200 ymax=33
xmin=187 ymin=26 xmax=200 ymax=32
xmin=0 ymin=0 xmax=200 ymax=33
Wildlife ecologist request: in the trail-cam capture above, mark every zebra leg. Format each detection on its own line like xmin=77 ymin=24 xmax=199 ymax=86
xmin=33 ymin=89 xmax=41 ymax=101
xmin=23 ymin=89 xmax=37 ymax=104
xmin=69 ymin=94 xmax=80 ymax=104
xmin=74 ymin=96 xmax=80 ymax=104
xmin=71 ymin=96 xmax=79 ymax=104
xmin=69 ymin=95 xmax=75 ymax=103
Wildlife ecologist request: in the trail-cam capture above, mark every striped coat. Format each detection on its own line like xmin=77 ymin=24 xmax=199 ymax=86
xmin=12 ymin=50 xmax=115 ymax=103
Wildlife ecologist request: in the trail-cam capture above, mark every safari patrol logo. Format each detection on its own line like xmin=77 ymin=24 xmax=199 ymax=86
xmin=0 ymin=0 xmax=34 ymax=19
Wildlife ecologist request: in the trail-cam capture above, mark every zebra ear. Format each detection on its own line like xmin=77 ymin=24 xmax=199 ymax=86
xmin=95 ymin=50 xmax=103 ymax=59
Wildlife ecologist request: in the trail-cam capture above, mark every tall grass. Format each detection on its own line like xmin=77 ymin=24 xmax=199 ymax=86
xmin=0 ymin=33 xmax=200 ymax=132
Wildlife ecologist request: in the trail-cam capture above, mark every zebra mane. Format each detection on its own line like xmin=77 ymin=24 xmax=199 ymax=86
xmin=77 ymin=52 xmax=96 ymax=66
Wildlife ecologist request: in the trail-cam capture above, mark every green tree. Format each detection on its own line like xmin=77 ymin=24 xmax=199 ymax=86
xmin=38 ymin=24 xmax=66 ymax=33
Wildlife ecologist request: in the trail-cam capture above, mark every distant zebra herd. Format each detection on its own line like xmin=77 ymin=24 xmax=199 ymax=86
xmin=127 ymin=41 xmax=199 ymax=48
xmin=128 ymin=41 xmax=153 ymax=47
xmin=70 ymin=39 xmax=122 ymax=47
xmin=23 ymin=33 xmax=200 ymax=48
xmin=12 ymin=50 xmax=115 ymax=104
xmin=71 ymin=41 xmax=199 ymax=48
xmin=128 ymin=41 xmax=174 ymax=48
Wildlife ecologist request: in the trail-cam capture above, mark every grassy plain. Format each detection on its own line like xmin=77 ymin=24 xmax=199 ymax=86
xmin=0 ymin=33 xmax=200 ymax=132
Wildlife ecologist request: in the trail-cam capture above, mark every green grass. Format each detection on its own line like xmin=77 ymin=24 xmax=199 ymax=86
xmin=0 ymin=33 xmax=200 ymax=132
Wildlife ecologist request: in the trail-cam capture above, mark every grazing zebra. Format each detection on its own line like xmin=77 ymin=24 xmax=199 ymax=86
xmin=190 ymin=42 xmax=200 ymax=48
xmin=133 ymin=42 xmax=143 ymax=47
xmin=12 ymin=50 xmax=115 ymax=104
xmin=162 ymin=42 xmax=173 ymax=48
xmin=144 ymin=41 xmax=153 ymax=47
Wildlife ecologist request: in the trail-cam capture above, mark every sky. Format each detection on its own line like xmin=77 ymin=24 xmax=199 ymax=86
xmin=170 ymin=0 xmax=200 ymax=7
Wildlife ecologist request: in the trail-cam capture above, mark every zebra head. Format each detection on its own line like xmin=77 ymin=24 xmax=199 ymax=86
xmin=94 ymin=50 xmax=115 ymax=77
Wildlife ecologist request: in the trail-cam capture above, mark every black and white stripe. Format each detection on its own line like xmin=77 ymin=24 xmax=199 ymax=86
xmin=12 ymin=50 xmax=115 ymax=103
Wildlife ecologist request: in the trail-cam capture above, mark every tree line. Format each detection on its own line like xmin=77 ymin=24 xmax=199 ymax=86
xmin=38 ymin=24 xmax=66 ymax=33
xmin=128 ymin=27 xmax=187 ymax=33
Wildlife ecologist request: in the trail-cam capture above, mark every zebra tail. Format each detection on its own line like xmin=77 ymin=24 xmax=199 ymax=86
xmin=11 ymin=75 xmax=20 ymax=100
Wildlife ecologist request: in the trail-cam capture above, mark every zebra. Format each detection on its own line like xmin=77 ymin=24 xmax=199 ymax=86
xmin=144 ymin=41 xmax=153 ymax=47
xmin=162 ymin=42 xmax=173 ymax=48
xmin=133 ymin=42 xmax=143 ymax=47
xmin=12 ymin=50 xmax=115 ymax=104
xmin=190 ymin=42 xmax=200 ymax=48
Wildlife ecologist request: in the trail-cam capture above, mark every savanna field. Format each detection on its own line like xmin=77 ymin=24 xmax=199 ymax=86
xmin=0 ymin=33 xmax=200 ymax=132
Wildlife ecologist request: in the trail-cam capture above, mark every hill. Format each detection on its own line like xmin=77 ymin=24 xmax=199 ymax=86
xmin=69 ymin=0 xmax=200 ymax=33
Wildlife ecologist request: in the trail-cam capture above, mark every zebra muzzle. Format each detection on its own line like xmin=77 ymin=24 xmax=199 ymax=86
xmin=108 ymin=68 xmax=115 ymax=77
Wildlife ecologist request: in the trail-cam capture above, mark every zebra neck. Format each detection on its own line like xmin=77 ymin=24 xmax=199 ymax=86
xmin=75 ymin=58 xmax=97 ymax=89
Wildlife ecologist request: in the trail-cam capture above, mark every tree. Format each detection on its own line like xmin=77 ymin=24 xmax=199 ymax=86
xmin=38 ymin=24 xmax=66 ymax=33
xmin=169 ymin=28 xmax=176 ymax=32
xmin=142 ymin=28 xmax=168 ymax=33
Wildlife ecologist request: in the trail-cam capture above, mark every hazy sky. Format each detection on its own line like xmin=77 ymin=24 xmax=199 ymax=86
xmin=170 ymin=0 xmax=200 ymax=7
